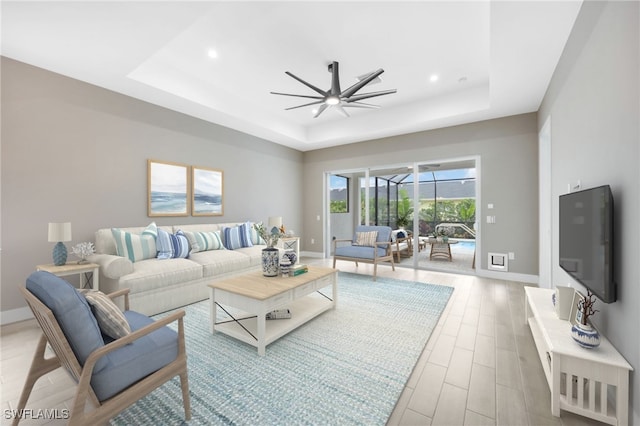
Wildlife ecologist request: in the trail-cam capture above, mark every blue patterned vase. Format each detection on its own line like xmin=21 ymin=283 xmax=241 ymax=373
xmin=283 ymin=249 xmax=297 ymax=265
xmin=262 ymin=247 xmax=279 ymax=277
xmin=570 ymin=323 xmax=600 ymax=349
xmin=52 ymin=242 xmax=67 ymax=266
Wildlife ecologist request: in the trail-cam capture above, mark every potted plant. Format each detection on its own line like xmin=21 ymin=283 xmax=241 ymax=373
xmin=570 ymin=289 xmax=601 ymax=348
xmin=395 ymin=189 xmax=413 ymax=230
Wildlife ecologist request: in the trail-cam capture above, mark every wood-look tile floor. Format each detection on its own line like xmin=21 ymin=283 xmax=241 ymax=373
xmin=1 ymin=258 xmax=605 ymax=425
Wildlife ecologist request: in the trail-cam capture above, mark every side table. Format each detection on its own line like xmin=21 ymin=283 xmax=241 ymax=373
xmin=279 ymin=236 xmax=300 ymax=264
xmin=36 ymin=262 xmax=100 ymax=291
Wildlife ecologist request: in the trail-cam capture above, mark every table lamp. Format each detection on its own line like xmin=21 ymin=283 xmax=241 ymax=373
xmin=48 ymin=222 xmax=72 ymax=266
xmin=268 ymin=216 xmax=282 ymax=234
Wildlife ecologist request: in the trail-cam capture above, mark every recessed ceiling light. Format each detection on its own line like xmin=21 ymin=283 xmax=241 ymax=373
xmin=207 ymin=49 xmax=218 ymax=59
xmin=429 ymin=74 xmax=439 ymax=82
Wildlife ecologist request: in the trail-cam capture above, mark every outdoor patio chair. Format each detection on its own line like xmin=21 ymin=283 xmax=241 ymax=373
xmin=14 ymin=271 xmax=191 ymax=425
xmin=332 ymin=225 xmax=395 ymax=280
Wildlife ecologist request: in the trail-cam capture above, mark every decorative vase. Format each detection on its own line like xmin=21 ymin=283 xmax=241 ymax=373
xmin=571 ymin=322 xmax=601 ymax=349
xmin=53 ymin=242 xmax=67 ymax=266
xmin=279 ymin=257 xmax=291 ymax=277
xmin=442 ymin=236 xmax=449 ymax=243
xmin=261 ymin=247 xmax=279 ymax=277
xmin=283 ymin=249 xmax=297 ymax=265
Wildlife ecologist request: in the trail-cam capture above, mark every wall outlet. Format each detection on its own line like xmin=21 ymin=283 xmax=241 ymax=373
xmin=311 ymin=238 xmax=315 ymax=244
xmin=509 ymin=252 xmax=515 ymax=260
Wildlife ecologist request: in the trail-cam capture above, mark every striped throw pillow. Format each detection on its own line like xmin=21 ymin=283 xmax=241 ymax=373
xmin=182 ymin=230 xmax=224 ymax=253
xmin=156 ymin=229 xmax=190 ymax=259
xmin=223 ymin=224 xmax=253 ymax=250
xmin=355 ymin=231 xmax=378 ymax=247
xmin=112 ymin=224 xmax=157 ymax=262
xmin=83 ymin=290 xmax=131 ymax=340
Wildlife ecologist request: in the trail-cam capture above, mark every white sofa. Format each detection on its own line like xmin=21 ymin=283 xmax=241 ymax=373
xmin=88 ymin=222 xmax=267 ymax=315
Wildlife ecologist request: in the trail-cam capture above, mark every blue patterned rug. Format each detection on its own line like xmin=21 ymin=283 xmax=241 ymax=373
xmin=111 ymin=272 xmax=453 ymax=425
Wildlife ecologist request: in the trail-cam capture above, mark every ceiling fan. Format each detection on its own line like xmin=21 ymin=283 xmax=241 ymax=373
xmin=271 ymin=61 xmax=397 ymax=118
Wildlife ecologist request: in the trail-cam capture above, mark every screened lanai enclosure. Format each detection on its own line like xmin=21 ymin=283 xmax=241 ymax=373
xmin=328 ymin=160 xmax=477 ymax=274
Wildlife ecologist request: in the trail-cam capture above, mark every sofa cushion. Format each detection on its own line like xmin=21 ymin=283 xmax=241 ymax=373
xmin=182 ymin=230 xmax=224 ymax=253
xmin=91 ymin=310 xmax=178 ymax=401
xmin=188 ymin=249 xmax=252 ymax=277
xmin=83 ymin=291 xmax=131 ymax=340
xmin=118 ymin=258 xmax=203 ymax=294
xmin=156 ymin=229 xmax=189 ymax=259
xmin=112 ymin=223 xmax=158 ymax=262
xmin=233 ymin=245 xmax=268 ymax=267
xmin=335 ymin=245 xmax=388 ymax=259
xmin=26 ymin=271 xmax=107 ymax=372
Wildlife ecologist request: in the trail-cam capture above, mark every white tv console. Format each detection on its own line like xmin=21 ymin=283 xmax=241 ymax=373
xmin=524 ymin=287 xmax=633 ymax=425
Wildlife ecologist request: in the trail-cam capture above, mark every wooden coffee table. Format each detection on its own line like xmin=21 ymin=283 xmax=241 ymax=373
xmin=208 ymin=266 xmax=338 ymax=355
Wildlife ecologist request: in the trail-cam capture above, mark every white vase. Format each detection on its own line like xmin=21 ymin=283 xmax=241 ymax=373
xmin=570 ymin=323 xmax=601 ymax=349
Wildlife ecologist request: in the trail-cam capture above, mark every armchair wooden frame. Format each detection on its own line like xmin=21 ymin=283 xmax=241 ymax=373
xmin=15 ymin=287 xmax=191 ymax=426
xmin=391 ymin=236 xmax=414 ymax=263
xmin=332 ymin=239 xmax=395 ymax=280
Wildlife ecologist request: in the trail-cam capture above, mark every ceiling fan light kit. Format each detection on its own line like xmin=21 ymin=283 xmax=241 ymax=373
xmin=271 ymin=61 xmax=397 ymax=118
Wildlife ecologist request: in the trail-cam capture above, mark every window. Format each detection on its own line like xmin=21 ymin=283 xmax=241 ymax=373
xmin=330 ymin=175 xmax=349 ymax=213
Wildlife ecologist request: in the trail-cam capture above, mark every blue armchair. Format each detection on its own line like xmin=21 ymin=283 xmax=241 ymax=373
xmin=332 ymin=225 xmax=395 ymax=280
xmin=14 ymin=271 xmax=190 ymax=425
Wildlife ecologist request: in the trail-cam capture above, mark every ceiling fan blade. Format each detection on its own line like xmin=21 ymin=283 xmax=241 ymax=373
xmin=345 ymin=89 xmax=397 ymax=103
xmin=342 ymin=101 xmax=381 ymax=109
xmin=313 ymin=103 xmax=329 ymax=118
xmin=285 ymin=71 xmax=327 ymax=96
xmin=270 ymin=92 xmax=324 ymax=100
xmin=329 ymin=61 xmax=341 ymax=96
xmin=334 ymin=104 xmax=350 ymax=118
xmin=340 ymin=68 xmax=384 ymax=98
xmin=285 ymin=100 xmax=326 ymax=110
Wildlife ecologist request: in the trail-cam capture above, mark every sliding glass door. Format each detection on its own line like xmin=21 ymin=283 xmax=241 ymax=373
xmin=326 ymin=158 xmax=478 ymax=275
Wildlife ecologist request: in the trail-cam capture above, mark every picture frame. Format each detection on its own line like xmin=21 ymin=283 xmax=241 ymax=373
xmin=570 ymin=290 xmax=585 ymax=325
xmin=191 ymin=166 xmax=224 ymax=216
xmin=147 ymin=159 xmax=189 ymax=217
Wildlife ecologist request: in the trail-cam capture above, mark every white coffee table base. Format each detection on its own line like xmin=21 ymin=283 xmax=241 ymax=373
xmin=209 ymin=269 xmax=337 ymax=355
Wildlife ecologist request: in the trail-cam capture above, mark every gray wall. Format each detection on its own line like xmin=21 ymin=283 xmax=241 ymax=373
xmin=302 ymin=113 xmax=539 ymax=276
xmin=1 ymin=57 xmax=303 ymax=316
xmin=539 ymin=1 xmax=639 ymax=422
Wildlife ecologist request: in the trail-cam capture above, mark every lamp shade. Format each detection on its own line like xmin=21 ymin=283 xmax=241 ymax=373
xmin=268 ymin=217 xmax=282 ymax=229
xmin=48 ymin=222 xmax=72 ymax=242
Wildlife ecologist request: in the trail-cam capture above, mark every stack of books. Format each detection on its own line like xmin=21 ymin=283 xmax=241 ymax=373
xmin=291 ymin=264 xmax=308 ymax=276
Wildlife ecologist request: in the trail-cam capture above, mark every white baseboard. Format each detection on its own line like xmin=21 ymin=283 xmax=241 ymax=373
xmin=476 ymin=269 xmax=539 ymax=284
xmin=1 ymin=306 xmax=33 ymax=325
xmin=300 ymin=251 xmax=324 ymax=259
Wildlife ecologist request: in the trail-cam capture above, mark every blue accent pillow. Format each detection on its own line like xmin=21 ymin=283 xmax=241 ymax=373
xmin=223 ymin=223 xmax=253 ymax=250
xmin=239 ymin=222 xmax=254 ymax=247
xmin=156 ymin=229 xmax=189 ymax=259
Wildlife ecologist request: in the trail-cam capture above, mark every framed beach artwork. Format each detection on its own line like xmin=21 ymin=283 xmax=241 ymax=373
xmin=192 ymin=166 xmax=224 ymax=216
xmin=147 ymin=159 xmax=189 ymax=217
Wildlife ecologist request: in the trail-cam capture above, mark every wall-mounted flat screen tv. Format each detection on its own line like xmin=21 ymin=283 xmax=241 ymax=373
xmin=559 ymin=185 xmax=615 ymax=303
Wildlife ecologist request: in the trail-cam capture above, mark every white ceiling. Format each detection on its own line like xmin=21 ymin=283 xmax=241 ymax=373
xmin=1 ymin=1 xmax=582 ymax=152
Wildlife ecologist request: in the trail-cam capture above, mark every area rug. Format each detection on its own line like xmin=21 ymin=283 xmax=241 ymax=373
xmin=111 ymin=272 xmax=453 ymax=426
